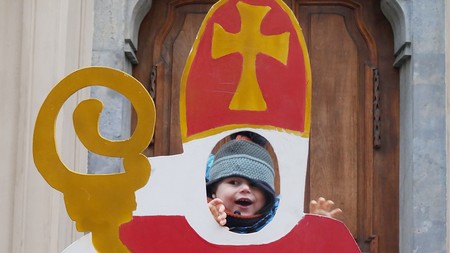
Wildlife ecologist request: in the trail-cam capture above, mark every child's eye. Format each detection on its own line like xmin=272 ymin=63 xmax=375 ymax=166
xmin=231 ymin=181 xmax=239 ymax=185
xmin=228 ymin=180 xmax=239 ymax=185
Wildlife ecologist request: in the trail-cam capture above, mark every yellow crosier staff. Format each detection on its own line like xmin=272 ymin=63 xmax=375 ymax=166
xmin=33 ymin=67 xmax=155 ymax=253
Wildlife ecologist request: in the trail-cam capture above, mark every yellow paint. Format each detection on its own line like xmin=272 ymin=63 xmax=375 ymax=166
xmin=184 ymin=123 xmax=303 ymax=143
xmin=180 ymin=0 xmax=312 ymax=142
xmin=179 ymin=0 xmax=229 ymax=143
xmin=211 ymin=1 xmax=289 ymax=111
xmin=33 ymin=67 xmax=155 ymax=253
xmin=275 ymin=0 xmax=312 ymax=138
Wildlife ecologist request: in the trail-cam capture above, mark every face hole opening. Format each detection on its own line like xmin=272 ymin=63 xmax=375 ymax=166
xmin=205 ymin=131 xmax=280 ymax=233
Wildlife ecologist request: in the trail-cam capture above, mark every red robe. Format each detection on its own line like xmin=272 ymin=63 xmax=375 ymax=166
xmin=120 ymin=214 xmax=361 ymax=252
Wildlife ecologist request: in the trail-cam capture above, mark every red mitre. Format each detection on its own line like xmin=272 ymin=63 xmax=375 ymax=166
xmin=180 ymin=0 xmax=312 ymax=142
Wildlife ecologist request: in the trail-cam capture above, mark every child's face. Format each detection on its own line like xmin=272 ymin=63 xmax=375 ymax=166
xmin=213 ymin=177 xmax=266 ymax=216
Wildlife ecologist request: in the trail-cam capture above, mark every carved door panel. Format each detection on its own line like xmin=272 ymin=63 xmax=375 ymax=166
xmin=294 ymin=1 xmax=399 ymax=253
xmin=133 ymin=0 xmax=217 ymax=156
xmin=133 ymin=1 xmax=398 ymax=252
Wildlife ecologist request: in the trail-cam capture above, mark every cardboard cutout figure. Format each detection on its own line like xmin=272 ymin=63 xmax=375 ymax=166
xmin=33 ymin=0 xmax=361 ymax=252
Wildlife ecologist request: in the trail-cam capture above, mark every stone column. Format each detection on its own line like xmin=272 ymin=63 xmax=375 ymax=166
xmin=89 ymin=0 xmax=152 ymax=174
xmin=382 ymin=0 xmax=447 ymax=252
xmin=0 ymin=0 xmax=94 ymax=252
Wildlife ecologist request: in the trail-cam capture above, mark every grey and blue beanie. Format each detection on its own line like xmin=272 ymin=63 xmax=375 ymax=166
xmin=206 ymin=139 xmax=276 ymax=214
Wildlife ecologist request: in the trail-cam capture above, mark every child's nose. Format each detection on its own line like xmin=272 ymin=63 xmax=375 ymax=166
xmin=239 ymin=183 xmax=251 ymax=192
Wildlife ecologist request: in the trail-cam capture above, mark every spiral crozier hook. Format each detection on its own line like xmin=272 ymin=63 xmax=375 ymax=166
xmin=33 ymin=67 xmax=155 ymax=253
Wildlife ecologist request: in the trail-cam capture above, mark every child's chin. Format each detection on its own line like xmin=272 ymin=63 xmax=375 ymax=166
xmin=237 ymin=209 xmax=254 ymax=216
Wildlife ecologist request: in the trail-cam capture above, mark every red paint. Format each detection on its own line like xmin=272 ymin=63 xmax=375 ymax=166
xmin=183 ymin=0 xmax=309 ymax=138
xmin=120 ymin=215 xmax=361 ymax=252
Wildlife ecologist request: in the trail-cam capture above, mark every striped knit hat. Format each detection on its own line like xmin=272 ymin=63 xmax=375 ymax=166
xmin=206 ymin=139 xmax=276 ymax=214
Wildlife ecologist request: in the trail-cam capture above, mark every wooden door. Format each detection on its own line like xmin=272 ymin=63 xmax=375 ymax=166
xmin=294 ymin=2 xmax=399 ymax=253
xmin=133 ymin=1 xmax=399 ymax=252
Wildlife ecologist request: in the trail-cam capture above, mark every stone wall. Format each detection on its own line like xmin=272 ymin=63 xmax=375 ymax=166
xmin=88 ymin=0 xmax=152 ymax=173
xmin=382 ymin=0 xmax=447 ymax=252
xmin=0 ymin=1 xmax=93 ymax=252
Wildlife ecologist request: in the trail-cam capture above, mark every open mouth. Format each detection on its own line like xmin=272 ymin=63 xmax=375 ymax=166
xmin=235 ymin=198 xmax=253 ymax=206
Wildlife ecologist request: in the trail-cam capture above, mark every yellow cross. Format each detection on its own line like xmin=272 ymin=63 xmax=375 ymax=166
xmin=212 ymin=1 xmax=290 ymax=111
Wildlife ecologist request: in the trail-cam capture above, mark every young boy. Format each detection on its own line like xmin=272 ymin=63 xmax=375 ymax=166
xmin=206 ymin=138 xmax=277 ymax=233
xmin=207 ymin=134 xmax=342 ymax=233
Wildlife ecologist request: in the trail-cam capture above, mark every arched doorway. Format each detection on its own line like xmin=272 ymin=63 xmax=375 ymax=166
xmin=132 ymin=1 xmax=399 ymax=252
